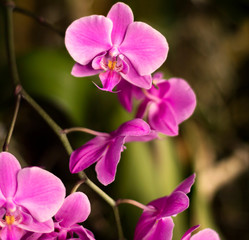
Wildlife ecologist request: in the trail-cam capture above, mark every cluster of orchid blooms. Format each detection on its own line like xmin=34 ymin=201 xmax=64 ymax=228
xmin=0 ymin=2 xmax=221 ymax=240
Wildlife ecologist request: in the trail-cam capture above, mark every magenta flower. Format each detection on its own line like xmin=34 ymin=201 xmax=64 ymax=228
xmin=70 ymin=118 xmax=156 ymax=185
xmin=28 ymin=192 xmax=95 ymax=240
xmin=0 ymin=152 xmax=65 ymax=239
xmin=181 ymin=225 xmax=220 ymax=240
xmin=117 ymin=73 xmax=197 ymax=136
xmin=134 ymin=174 xmax=196 ymax=240
xmin=65 ymin=2 xmax=168 ymax=92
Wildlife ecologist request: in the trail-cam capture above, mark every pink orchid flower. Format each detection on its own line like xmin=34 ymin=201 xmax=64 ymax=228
xmin=181 ymin=225 xmax=220 ymax=240
xmin=134 ymin=174 xmax=196 ymax=240
xmin=65 ymin=2 xmax=168 ymax=92
xmin=117 ymin=73 xmax=197 ymax=136
xmin=0 ymin=152 xmax=65 ymax=240
xmin=28 ymin=192 xmax=95 ymax=240
xmin=69 ymin=118 xmax=156 ymax=186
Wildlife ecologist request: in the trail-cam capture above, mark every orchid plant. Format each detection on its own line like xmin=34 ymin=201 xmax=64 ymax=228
xmin=1 ymin=1 xmax=221 ymax=240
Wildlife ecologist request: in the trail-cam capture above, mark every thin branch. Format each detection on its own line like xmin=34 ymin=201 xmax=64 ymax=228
xmin=4 ymin=0 xmax=20 ymax=86
xmin=116 ymin=199 xmax=156 ymax=212
xmin=14 ymin=6 xmax=65 ymax=37
xmin=2 ymin=88 xmax=21 ymax=151
xmin=63 ymin=127 xmax=109 ymax=137
xmin=3 ymin=1 xmax=124 ymax=238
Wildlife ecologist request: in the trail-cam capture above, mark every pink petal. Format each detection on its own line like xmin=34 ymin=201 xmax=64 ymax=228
xmin=136 ymin=99 xmax=150 ymax=119
xmin=55 ymin=192 xmax=91 ymax=227
xmin=117 ymin=80 xmax=144 ymax=112
xmin=119 ymin=22 xmax=168 ymax=75
xmin=121 ymin=57 xmax=152 ymax=89
xmin=164 ymin=78 xmax=196 ymax=124
xmin=19 ymin=212 xmax=54 ymax=233
xmin=69 ymin=136 xmax=108 ymax=174
xmin=116 ymin=80 xmax=135 ymax=112
xmin=134 ymin=210 xmax=156 ymax=240
xmin=107 ymin=2 xmax=134 ymax=45
xmin=174 ymin=174 xmax=196 ymax=194
xmin=181 ymin=225 xmax=200 ymax=240
xmin=65 ymin=15 xmax=113 ymax=65
xmin=14 ymin=167 xmax=66 ymax=222
xmin=148 ymin=102 xmax=179 ymax=136
xmin=98 ymin=70 xmax=122 ymax=92
xmin=144 ymin=217 xmax=174 ymax=240
xmin=0 ymin=152 xmax=21 ymax=198
xmin=114 ymin=118 xmax=151 ymax=137
xmin=71 ymin=225 xmax=96 ymax=240
xmin=95 ymin=136 xmax=125 ymax=185
xmin=149 ymin=192 xmax=189 ymax=218
xmin=71 ymin=63 xmax=102 ymax=77
xmin=191 ymin=228 xmax=220 ymax=240
xmin=125 ymin=130 xmax=158 ymax=143
xmin=0 ymin=225 xmax=25 ymax=240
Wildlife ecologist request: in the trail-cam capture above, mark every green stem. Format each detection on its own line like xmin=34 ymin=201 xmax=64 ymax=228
xmin=4 ymin=0 xmax=20 ymax=86
xmin=21 ymin=89 xmax=73 ymax=156
xmin=2 ymin=90 xmax=21 ymax=151
xmin=63 ymin=127 xmax=109 ymax=137
xmin=3 ymin=1 xmax=124 ymax=238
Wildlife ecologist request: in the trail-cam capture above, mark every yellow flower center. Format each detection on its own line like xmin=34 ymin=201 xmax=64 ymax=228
xmin=108 ymin=60 xmax=117 ymax=71
xmin=5 ymin=215 xmax=15 ymax=225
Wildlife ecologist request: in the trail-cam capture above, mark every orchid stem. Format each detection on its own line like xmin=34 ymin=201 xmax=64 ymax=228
xmin=3 ymin=1 xmax=125 ymax=239
xmin=116 ymin=199 xmax=153 ymax=212
xmin=63 ymin=127 xmax=109 ymax=137
xmin=2 ymin=91 xmax=21 ymax=151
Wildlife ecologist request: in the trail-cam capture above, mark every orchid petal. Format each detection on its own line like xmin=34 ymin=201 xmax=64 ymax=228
xmin=136 ymin=99 xmax=150 ymax=119
xmin=71 ymin=63 xmax=102 ymax=77
xmin=107 ymin=2 xmax=134 ymax=45
xmin=69 ymin=136 xmax=108 ymax=173
xmin=95 ymin=136 xmax=125 ymax=185
xmin=71 ymin=225 xmax=96 ymax=240
xmin=92 ymin=52 xmax=107 ymax=70
xmin=125 ymin=130 xmax=158 ymax=143
xmin=121 ymin=57 xmax=152 ymax=89
xmin=134 ymin=210 xmax=157 ymax=240
xmin=181 ymin=225 xmax=200 ymax=240
xmin=0 ymin=225 xmax=24 ymax=240
xmin=144 ymin=217 xmax=174 ymax=240
xmin=65 ymin=15 xmax=112 ymax=65
xmin=19 ymin=215 xmax=54 ymax=233
xmin=120 ymin=22 xmax=168 ymax=75
xmin=0 ymin=152 xmax=21 ymax=198
xmin=116 ymin=80 xmax=134 ymax=112
xmin=98 ymin=70 xmax=121 ymax=92
xmin=164 ymin=78 xmax=196 ymax=123
xmin=149 ymin=192 xmax=189 ymax=218
xmin=55 ymin=192 xmax=91 ymax=227
xmin=148 ymin=102 xmax=178 ymax=136
xmin=191 ymin=228 xmax=220 ymax=240
xmin=117 ymin=80 xmax=144 ymax=112
xmin=174 ymin=173 xmax=196 ymax=194
xmin=114 ymin=118 xmax=151 ymax=137
xmin=14 ymin=167 xmax=66 ymax=222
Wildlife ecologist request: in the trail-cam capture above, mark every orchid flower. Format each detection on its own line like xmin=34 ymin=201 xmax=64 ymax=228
xmin=134 ymin=174 xmax=196 ymax=240
xmin=69 ymin=118 xmax=156 ymax=185
xmin=181 ymin=225 xmax=220 ymax=240
xmin=0 ymin=152 xmax=65 ymax=240
xmin=117 ymin=73 xmax=197 ymax=136
xmin=65 ymin=2 xmax=168 ymax=92
xmin=28 ymin=192 xmax=95 ymax=240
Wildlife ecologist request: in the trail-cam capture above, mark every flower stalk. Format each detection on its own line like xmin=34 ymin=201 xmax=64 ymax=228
xmin=3 ymin=1 xmax=124 ymax=239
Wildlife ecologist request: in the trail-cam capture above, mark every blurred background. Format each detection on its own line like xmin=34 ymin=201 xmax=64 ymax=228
xmin=0 ymin=0 xmax=249 ymax=239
